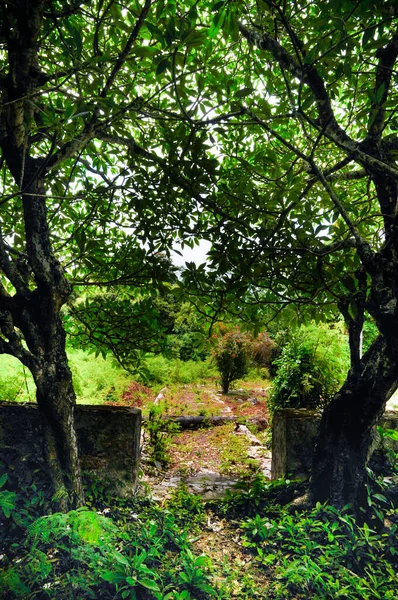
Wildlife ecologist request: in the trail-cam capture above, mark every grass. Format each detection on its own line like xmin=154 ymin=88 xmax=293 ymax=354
xmin=0 ymin=355 xmax=36 ymax=402
xmin=0 ymin=350 xmax=218 ymax=405
xmin=0 ymin=350 xmax=132 ymax=405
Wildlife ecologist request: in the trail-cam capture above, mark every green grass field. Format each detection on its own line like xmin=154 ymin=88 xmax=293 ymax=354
xmin=0 ymin=349 xmax=219 ymax=404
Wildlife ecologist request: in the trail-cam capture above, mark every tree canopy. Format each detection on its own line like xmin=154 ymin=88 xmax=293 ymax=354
xmin=0 ymin=0 xmax=398 ymax=510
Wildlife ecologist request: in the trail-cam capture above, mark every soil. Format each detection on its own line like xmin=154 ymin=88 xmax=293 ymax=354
xmin=108 ymin=378 xmax=273 ymax=500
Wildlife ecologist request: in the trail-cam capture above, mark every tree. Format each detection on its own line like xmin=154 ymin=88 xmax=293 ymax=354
xmin=174 ymin=0 xmax=398 ymax=510
xmin=1 ymin=0 xmax=397 ymax=513
xmin=212 ymin=327 xmax=251 ymax=393
xmin=0 ymin=0 xmax=201 ymax=509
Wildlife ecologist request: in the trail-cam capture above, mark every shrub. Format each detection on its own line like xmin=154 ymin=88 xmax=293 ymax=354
xmin=251 ymin=331 xmax=275 ymax=369
xmin=269 ymin=323 xmax=350 ymax=413
xmin=145 ymin=403 xmax=180 ymax=467
xmin=212 ymin=327 xmax=252 ymax=393
xmin=142 ymin=355 xmax=217 ymax=385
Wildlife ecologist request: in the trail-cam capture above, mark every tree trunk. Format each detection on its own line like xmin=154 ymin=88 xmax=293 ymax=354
xmin=33 ymin=322 xmax=84 ymax=511
xmin=309 ymin=335 xmax=398 ymax=511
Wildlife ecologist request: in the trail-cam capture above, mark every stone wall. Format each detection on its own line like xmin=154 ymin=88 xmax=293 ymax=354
xmin=0 ymin=402 xmax=141 ymax=497
xmin=271 ymin=408 xmax=398 ymax=480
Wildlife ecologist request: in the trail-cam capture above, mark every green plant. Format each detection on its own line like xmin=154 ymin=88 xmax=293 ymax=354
xmin=0 ymin=473 xmax=16 ymax=519
xmin=376 ymin=426 xmax=398 ymax=471
xmin=145 ymin=403 xmax=180 ymax=467
xmin=212 ymin=327 xmax=252 ymax=393
xmin=176 ymin=549 xmax=217 ymax=597
xmin=240 ymin=503 xmax=398 ymax=599
xmin=165 ymin=483 xmax=206 ymax=530
xmin=269 ymin=323 xmax=350 ymax=413
xmin=101 ymin=549 xmax=160 ymax=598
xmin=219 ymin=474 xmax=287 ymax=518
xmin=142 ymin=355 xmax=217 ymax=386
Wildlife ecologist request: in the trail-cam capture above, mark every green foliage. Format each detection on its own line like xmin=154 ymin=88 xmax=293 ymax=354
xmin=220 ymin=474 xmax=279 ymax=517
xmin=376 ymin=426 xmax=398 ymax=472
xmin=0 ymin=355 xmax=35 ymax=402
xmin=175 ymin=549 xmax=217 ymax=597
xmin=0 ymin=347 xmax=133 ymax=405
xmin=0 ymin=473 xmax=16 ymax=519
xmin=143 ymin=355 xmax=217 ymax=386
xmin=269 ymin=323 xmax=350 ymax=413
xmin=66 ymin=283 xmax=176 ymax=374
xmin=0 ymin=482 xmax=217 ymax=600
xmin=362 ymin=317 xmax=379 ymax=355
xmin=250 ymin=331 xmax=275 ymax=370
xmin=211 ymin=327 xmax=252 ymax=393
xmin=68 ymin=347 xmax=133 ymax=404
xmin=145 ymin=403 xmax=180 ymax=467
xmin=241 ymin=503 xmax=398 ymax=599
xmin=152 ymin=294 xmax=209 ymax=362
xmin=164 ymin=483 xmax=206 ymax=530
xmin=0 ymin=456 xmax=50 ymax=533
xmin=2 ymin=466 xmax=398 ymax=600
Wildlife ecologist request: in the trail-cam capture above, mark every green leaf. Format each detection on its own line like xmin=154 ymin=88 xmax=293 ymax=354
xmin=183 ymin=29 xmax=208 ymax=47
xmin=137 ymin=578 xmax=160 ymax=591
xmin=101 ymin=571 xmax=125 ymax=584
xmin=362 ymin=27 xmax=374 ymax=48
xmin=156 ymin=57 xmax=169 ymax=75
xmin=235 ymin=87 xmax=254 ymax=98
xmin=113 ymin=551 xmax=131 ymax=567
xmin=372 ymin=493 xmax=388 ymax=503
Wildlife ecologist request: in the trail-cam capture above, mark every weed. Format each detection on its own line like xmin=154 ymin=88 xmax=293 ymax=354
xmin=145 ymin=403 xmax=180 ymax=467
xmin=240 ymin=503 xmax=398 ymax=599
xmin=165 ymin=483 xmax=206 ymax=530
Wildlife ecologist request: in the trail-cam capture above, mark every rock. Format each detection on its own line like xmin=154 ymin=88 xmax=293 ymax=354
xmin=154 ymin=390 xmax=166 ymax=404
xmin=384 ymin=476 xmax=398 ymax=506
xmin=234 ymin=424 xmax=261 ymax=445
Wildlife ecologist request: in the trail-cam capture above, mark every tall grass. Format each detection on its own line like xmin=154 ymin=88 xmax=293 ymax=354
xmin=0 ymin=355 xmax=35 ymax=402
xmin=0 ymin=349 xmax=218 ymax=405
xmin=143 ymin=355 xmax=217 ymax=385
xmin=0 ymin=349 xmax=132 ymax=405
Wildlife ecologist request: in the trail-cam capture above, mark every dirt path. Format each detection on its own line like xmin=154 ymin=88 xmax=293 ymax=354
xmin=122 ymin=380 xmax=273 ymax=500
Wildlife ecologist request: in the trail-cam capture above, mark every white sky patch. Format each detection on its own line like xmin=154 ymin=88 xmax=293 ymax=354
xmin=171 ymin=239 xmax=212 ymax=267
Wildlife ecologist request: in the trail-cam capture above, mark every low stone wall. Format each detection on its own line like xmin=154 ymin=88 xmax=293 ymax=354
xmin=271 ymin=408 xmax=398 ymax=480
xmin=0 ymin=402 xmax=141 ymax=497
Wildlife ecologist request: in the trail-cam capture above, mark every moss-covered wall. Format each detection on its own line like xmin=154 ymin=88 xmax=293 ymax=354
xmin=271 ymin=408 xmax=398 ymax=479
xmin=0 ymin=402 xmax=141 ymax=496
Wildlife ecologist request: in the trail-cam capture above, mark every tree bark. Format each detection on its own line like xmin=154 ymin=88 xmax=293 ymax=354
xmin=310 ymin=335 xmax=398 ymax=511
xmin=33 ymin=321 xmax=84 ymax=511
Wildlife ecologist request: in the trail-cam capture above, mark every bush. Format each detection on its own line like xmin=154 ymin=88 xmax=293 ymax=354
xmin=212 ymin=327 xmax=252 ymax=393
xmin=142 ymin=355 xmax=217 ymax=385
xmin=269 ymin=323 xmax=350 ymax=413
xmin=0 ymin=476 xmax=217 ymax=600
xmin=251 ymin=331 xmax=275 ymax=369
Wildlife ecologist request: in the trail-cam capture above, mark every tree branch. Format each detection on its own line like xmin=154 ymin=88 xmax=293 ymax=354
xmin=99 ymin=0 xmax=153 ymax=100
xmin=239 ymin=21 xmax=354 ymax=148
xmin=367 ymin=27 xmax=398 ymax=142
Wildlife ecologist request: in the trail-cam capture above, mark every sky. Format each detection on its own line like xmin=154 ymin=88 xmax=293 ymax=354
xmin=171 ymin=239 xmax=212 ymax=267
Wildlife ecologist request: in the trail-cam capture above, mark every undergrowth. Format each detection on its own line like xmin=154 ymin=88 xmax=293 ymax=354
xmin=2 ymin=468 xmax=398 ymax=600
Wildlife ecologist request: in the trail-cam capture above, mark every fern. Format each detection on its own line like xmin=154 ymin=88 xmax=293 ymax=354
xmin=28 ymin=507 xmax=117 ymax=548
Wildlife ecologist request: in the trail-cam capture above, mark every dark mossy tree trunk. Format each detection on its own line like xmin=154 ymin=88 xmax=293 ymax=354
xmin=0 ymin=0 xmax=84 ymax=509
xmin=3 ymin=175 xmax=86 ymax=510
xmin=310 ymin=336 xmax=398 ymax=511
